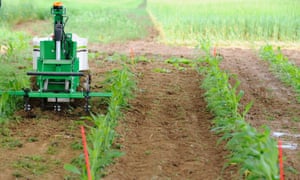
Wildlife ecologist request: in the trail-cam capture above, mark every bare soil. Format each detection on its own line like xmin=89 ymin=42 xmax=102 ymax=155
xmin=103 ymin=61 xmax=237 ymax=180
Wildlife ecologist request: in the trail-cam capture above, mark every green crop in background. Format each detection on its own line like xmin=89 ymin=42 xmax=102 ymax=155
xmin=148 ymin=0 xmax=300 ymax=45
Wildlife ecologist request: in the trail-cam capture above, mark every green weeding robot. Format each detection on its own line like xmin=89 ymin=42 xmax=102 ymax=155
xmin=1 ymin=2 xmax=111 ymax=112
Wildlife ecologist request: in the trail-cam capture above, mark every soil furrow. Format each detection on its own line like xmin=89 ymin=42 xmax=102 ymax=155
xmin=104 ymin=62 xmax=237 ymax=179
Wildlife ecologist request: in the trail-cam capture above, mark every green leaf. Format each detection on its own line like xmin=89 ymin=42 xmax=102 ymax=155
xmin=242 ymin=101 xmax=253 ymax=118
xmin=64 ymin=164 xmax=81 ymax=175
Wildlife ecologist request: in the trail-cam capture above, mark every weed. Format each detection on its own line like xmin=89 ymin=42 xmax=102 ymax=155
xmin=113 ymin=143 xmax=122 ymax=150
xmin=152 ymin=68 xmax=171 ymax=73
xmin=13 ymin=155 xmax=47 ymax=175
xmin=27 ymin=137 xmax=38 ymax=142
xmin=165 ymin=57 xmax=195 ymax=71
xmin=46 ymin=146 xmax=57 ymax=155
xmin=70 ymin=141 xmax=83 ymax=150
xmin=12 ymin=171 xmax=23 ymax=178
xmin=266 ymin=115 xmax=276 ymax=121
xmin=1 ymin=137 xmax=23 ymax=149
xmin=0 ymin=127 xmax=10 ymax=136
xmin=145 ymin=150 xmax=151 ymax=155
xmin=286 ymin=166 xmax=299 ymax=175
xmin=292 ymin=116 xmax=300 ymax=122
xmin=134 ymin=56 xmax=152 ymax=63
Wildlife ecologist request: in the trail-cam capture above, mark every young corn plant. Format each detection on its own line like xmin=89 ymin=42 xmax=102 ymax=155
xmin=198 ymin=43 xmax=279 ymax=179
xmin=259 ymin=45 xmax=300 ymax=102
xmin=65 ymin=65 xmax=136 ymax=179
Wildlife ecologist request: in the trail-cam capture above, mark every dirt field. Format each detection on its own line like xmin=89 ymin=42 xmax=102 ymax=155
xmin=1 ymin=41 xmax=300 ymax=179
xmin=1 ymin=9 xmax=300 ymax=179
xmin=103 ymin=61 xmax=240 ymax=180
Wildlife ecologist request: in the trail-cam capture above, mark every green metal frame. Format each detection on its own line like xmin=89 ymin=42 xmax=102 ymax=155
xmin=36 ymin=34 xmax=81 ymax=93
xmin=0 ymin=91 xmax=112 ymax=98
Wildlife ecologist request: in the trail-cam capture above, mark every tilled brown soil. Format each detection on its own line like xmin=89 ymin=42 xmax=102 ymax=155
xmin=1 ymin=39 xmax=300 ymax=179
xmin=4 ymin=18 xmax=300 ymax=179
xmin=0 ymin=112 xmax=83 ymax=180
xmin=0 ymin=58 xmax=238 ymax=180
xmin=103 ymin=62 xmax=237 ymax=180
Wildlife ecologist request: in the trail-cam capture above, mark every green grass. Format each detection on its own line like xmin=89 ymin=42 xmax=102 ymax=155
xmin=0 ymin=27 xmax=31 ymax=122
xmin=148 ymin=0 xmax=300 ymax=45
xmin=0 ymin=1 xmax=50 ymax=24
xmin=65 ymin=7 xmax=150 ymax=43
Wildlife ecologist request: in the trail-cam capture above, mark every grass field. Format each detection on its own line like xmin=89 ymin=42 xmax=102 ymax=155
xmin=148 ymin=0 xmax=300 ymax=46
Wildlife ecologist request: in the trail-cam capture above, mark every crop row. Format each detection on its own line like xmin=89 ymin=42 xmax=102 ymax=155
xmin=197 ymin=43 xmax=279 ymax=179
xmin=65 ymin=65 xmax=136 ymax=179
xmin=260 ymin=45 xmax=300 ymax=102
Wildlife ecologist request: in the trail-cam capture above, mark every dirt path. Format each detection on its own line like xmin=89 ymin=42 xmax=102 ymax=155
xmin=282 ymin=49 xmax=300 ymax=66
xmin=103 ymin=61 xmax=237 ymax=180
xmin=219 ymin=48 xmax=300 ymax=179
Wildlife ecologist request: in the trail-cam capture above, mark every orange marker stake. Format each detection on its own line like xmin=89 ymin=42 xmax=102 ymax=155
xmin=81 ymin=126 xmax=92 ymax=180
xmin=130 ymin=48 xmax=135 ymax=64
xmin=213 ymin=47 xmax=217 ymax=57
xmin=278 ymin=140 xmax=284 ymax=180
